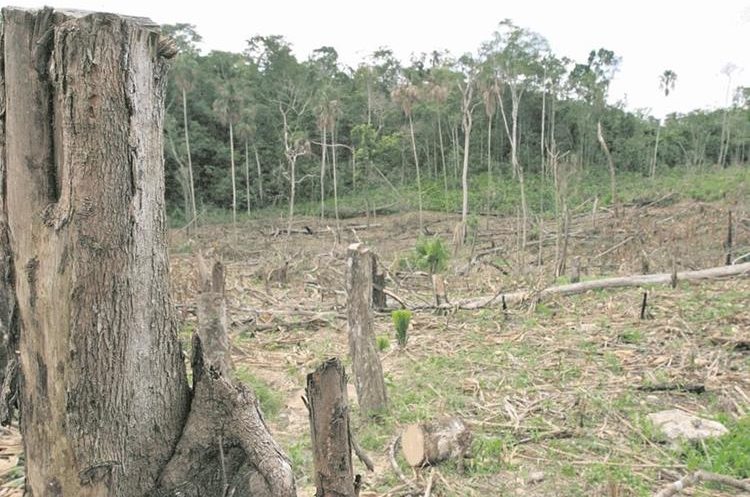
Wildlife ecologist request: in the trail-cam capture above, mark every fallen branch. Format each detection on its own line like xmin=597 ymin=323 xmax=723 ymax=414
xmin=653 ymin=470 xmax=750 ymax=497
xmin=452 ymin=261 xmax=750 ymax=310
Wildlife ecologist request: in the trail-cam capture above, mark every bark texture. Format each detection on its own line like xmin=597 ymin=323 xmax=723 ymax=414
xmin=401 ymin=417 xmax=472 ymax=468
xmin=1 ymin=8 xmax=295 ymax=497
xmin=156 ymin=336 xmax=296 ymax=497
xmin=306 ymin=358 xmax=357 ymax=497
xmin=371 ymin=253 xmax=386 ymax=310
xmin=346 ymin=243 xmax=388 ymax=416
xmin=197 ymin=255 xmax=232 ymax=376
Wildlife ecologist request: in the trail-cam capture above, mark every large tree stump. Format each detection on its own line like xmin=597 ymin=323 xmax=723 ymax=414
xmin=0 ymin=8 xmax=295 ymax=496
xmin=372 ymin=253 xmax=387 ymax=310
xmin=401 ymin=417 xmax=472 ymax=468
xmin=346 ymin=243 xmax=388 ymax=416
xmin=197 ymin=254 xmax=232 ymax=376
xmin=306 ymin=358 xmax=357 ymax=497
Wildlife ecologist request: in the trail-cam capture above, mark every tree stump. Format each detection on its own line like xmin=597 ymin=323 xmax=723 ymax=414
xmin=197 ymin=254 xmax=232 ymax=376
xmin=306 ymin=358 xmax=357 ymax=497
xmin=401 ymin=417 xmax=472 ymax=468
xmin=372 ymin=253 xmax=387 ymax=310
xmin=346 ymin=243 xmax=388 ymax=416
xmin=0 ymin=8 xmax=295 ymax=496
xmin=432 ymin=274 xmax=449 ymax=305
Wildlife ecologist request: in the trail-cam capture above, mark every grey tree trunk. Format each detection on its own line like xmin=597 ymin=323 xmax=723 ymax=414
xmin=197 ymin=256 xmax=232 ymax=377
xmin=346 ymin=243 xmax=388 ymax=417
xmin=306 ymin=358 xmax=357 ymax=497
xmin=0 ymin=8 xmax=295 ymax=497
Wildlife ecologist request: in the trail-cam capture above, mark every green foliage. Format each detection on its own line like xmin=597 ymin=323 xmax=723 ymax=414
xmin=233 ymin=367 xmax=283 ymax=418
xmin=682 ymin=416 xmax=750 ymax=478
xmin=376 ymin=334 xmax=391 ymax=352
xmin=391 ymin=309 xmax=412 ymax=348
xmin=413 ymin=236 xmax=450 ymax=274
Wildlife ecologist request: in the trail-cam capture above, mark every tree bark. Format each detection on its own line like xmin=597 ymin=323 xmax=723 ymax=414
xmin=0 ymin=8 xmax=295 ymax=496
xmin=306 ymin=358 xmax=357 ymax=497
xmin=346 ymin=243 xmax=388 ymax=416
xmin=371 ymin=253 xmax=387 ymax=310
xmin=597 ymin=121 xmax=618 ymax=217
xmin=401 ymin=417 xmax=472 ymax=468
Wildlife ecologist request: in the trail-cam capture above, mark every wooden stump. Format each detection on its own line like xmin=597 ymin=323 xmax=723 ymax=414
xmin=197 ymin=254 xmax=232 ymax=376
xmin=306 ymin=358 xmax=357 ymax=497
xmin=346 ymin=243 xmax=388 ymax=416
xmin=402 ymin=417 xmax=472 ymax=468
xmin=432 ymin=274 xmax=449 ymax=306
xmin=372 ymin=254 xmax=387 ymax=310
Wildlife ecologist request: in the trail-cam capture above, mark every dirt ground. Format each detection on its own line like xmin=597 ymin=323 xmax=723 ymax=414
xmin=2 ymin=195 xmax=749 ymax=496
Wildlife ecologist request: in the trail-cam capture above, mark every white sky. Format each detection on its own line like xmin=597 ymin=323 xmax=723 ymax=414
xmin=5 ymin=0 xmax=750 ymax=118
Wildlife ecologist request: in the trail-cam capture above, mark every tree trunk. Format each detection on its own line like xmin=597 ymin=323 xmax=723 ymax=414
xmin=402 ymin=417 xmax=472 ymax=468
xmin=182 ymin=87 xmax=198 ymax=231
xmin=650 ymin=121 xmax=661 ymax=178
xmin=372 ymin=252 xmax=387 ymax=310
xmin=306 ymin=358 xmax=357 ymax=497
xmin=408 ymin=114 xmax=423 ymax=232
xmin=320 ymin=124 xmax=327 ymax=219
xmin=229 ymin=121 xmax=237 ymax=230
xmin=0 ymin=8 xmax=295 ymax=496
xmin=197 ymin=255 xmax=232 ymax=377
xmin=438 ymin=111 xmax=448 ymax=203
xmin=245 ymin=141 xmax=251 ymax=214
xmin=331 ymin=123 xmax=340 ymax=232
xmin=597 ymin=121 xmax=618 ymax=217
xmin=254 ymin=144 xmax=264 ymax=204
xmin=346 ymin=243 xmax=388 ymax=417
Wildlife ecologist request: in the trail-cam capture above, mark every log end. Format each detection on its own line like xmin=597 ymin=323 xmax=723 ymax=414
xmin=402 ymin=424 xmax=426 ymax=467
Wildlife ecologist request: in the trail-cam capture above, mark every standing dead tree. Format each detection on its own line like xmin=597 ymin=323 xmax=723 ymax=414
xmin=347 ymin=243 xmax=388 ymax=416
xmin=305 ymin=358 xmax=358 ymax=497
xmin=197 ymin=255 xmax=232 ymax=376
xmin=0 ymin=8 xmax=294 ymax=496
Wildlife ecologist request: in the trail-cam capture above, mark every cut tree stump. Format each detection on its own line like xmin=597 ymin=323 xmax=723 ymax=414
xmin=432 ymin=274 xmax=449 ymax=305
xmin=197 ymin=254 xmax=232 ymax=376
xmin=346 ymin=243 xmax=388 ymax=416
xmin=305 ymin=358 xmax=357 ymax=497
xmin=372 ymin=253 xmax=387 ymax=310
xmin=401 ymin=417 xmax=472 ymax=468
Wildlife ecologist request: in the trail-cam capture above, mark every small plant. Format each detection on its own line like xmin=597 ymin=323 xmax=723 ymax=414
xmin=376 ymin=335 xmax=390 ymax=352
xmin=391 ymin=309 xmax=412 ymax=348
xmin=413 ymin=236 xmax=450 ymax=274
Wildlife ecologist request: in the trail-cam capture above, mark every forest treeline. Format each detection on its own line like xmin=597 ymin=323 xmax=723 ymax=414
xmin=162 ymin=20 xmax=749 ymax=224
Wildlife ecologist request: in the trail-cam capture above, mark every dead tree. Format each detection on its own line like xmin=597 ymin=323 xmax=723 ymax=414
xmin=346 ymin=243 xmax=388 ymax=416
xmin=0 ymin=8 xmax=294 ymax=496
xmin=372 ymin=254 xmax=387 ymax=310
xmin=197 ymin=255 xmax=232 ymax=376
xmin=305 ymin=358 xmax=357 ymax=497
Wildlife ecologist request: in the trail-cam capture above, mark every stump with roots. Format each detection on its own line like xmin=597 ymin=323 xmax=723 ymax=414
xmin=401 ymin=417 xmax=472 ymax=469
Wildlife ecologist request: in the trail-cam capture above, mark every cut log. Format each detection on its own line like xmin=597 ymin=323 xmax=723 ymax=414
xmin=346 ymin=243 xmax=388 ymax=416
xmin=306 ymin=358 xmax=357 ymax=497
xmin=401 ymin=417 xmax=472 ymax=468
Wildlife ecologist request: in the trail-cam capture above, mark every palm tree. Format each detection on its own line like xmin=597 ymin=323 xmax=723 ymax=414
xmin=391 ymin=84 xmax=423 ymax=231
xmin=651 ymin=69 xmax=677 ymax=178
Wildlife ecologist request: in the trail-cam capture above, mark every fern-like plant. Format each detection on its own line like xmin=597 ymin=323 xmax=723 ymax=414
xmin=391 ymin=309 xmax=412 ymax=348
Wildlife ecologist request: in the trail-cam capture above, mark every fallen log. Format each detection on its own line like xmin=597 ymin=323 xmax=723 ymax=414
xmin=401 ymin=417 xmax=472 ymax=469
xmin=453 ymin=261 xmax=750 ymax=310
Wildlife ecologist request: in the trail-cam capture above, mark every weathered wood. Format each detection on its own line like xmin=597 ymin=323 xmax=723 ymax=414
xmin=306 ymin=358 xmax=357 ymax=497
xmin=432 ymin=274 xmax=448 ymax=305
xmin=197 ymin=254 xmax=232 ymax=376
xmin=402 ymin=417 xmax=472 ymax=468
xmin=346 ymin=243 xmax=388 ymax=416
xmin=452 ymin=261 xmax=750 ymax=310
xmin=1 ymin=8 xmax=295 ymax=496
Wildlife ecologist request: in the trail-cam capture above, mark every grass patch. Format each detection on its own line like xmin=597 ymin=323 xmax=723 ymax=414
xmin=682 ymin=415 xmax=750 ymax=478
xmin=234 ymin=366 xmax=283 ymax=419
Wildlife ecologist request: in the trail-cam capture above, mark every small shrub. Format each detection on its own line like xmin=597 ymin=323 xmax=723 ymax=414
xmin=391 ymin=309 xmax=412 ymax=348
xmin=413 ymin=237 xmax=450 ymax=274
xmin=376 ymin=335 xmax=391 ymax=352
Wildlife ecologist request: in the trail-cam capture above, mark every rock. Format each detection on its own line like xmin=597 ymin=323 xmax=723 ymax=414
xmin=647 ymin=409 xmax=728 ymax=444
xmin=526 ymin=471 xmax=545 ymax=485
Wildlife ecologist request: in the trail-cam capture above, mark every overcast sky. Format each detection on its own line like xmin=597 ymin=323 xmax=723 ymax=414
xmin=6 ymin=0 xmax=750 ymax=117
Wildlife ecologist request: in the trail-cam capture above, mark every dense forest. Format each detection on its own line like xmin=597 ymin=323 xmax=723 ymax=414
xmin=163 ymin=20 xmax=749 ymax=228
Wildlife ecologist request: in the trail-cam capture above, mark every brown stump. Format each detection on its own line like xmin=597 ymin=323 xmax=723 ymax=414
xmin=432 ymin=274 xmax=449 ymax=306
xmin=197 ymin=254 xmax=232 ymax=376
xmin=306 ymin=358 xmax=357 ymax=497
xmin=372 ymin=254 xmax=387 ymax=310
xmin=402 ymin=417 xmax=472 ymax=468
xmin=347 ymin=243 xmax=388 ymax=416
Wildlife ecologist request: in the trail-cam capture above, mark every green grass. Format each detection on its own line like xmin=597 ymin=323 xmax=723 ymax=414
xmin=234 ymin=366 xmax=283 ymax=419
xmin=682 ymin=415 xmax=750 ymax=478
